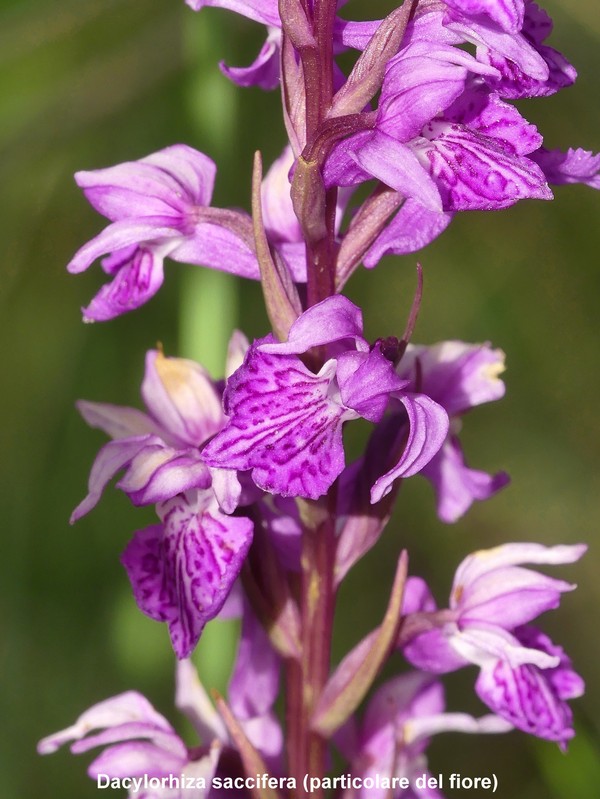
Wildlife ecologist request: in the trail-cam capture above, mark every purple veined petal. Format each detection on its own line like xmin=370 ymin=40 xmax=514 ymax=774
xmin=379 ymin=41 xmax=499 ymax=143
xmin=531 ymin=147 xmax=600 ymax=190
xmin=67 ymin=220 xmax=181 ymax=275
xmin=354 ymin=131 xmax=443 ymax=212
xmin=459 ymin=564 xmax=576 ymax=629
xmin=484 ymin=42 xmax=576 ymax=99
xmin=398 ymin=341 xmax=506 ymax=414
xmin=141 ymin=144 xmax=217 ymax=207
xmin=363 ymin=199 xmax=453 ymax=267
xmin=70 ymin=435 xmax=161 ymax=522
xmin=370 ymin=393 xmax=449 ymax=503
xmin=185 ymin=0 xmax=280 ymax=28
xmin=101 ymin=244 xmax=138 ymax=275
xmin=452 ymin=542 xmax=587 ymax=593
xmin=229 ymin=604 xmax=280 ymax=720
xmin=446 ymin=87 xmax=542 ymax=156
xmin=480 ymin=1 xmax=577 ymax=98
xmin=421 ymin=437 xmax=509 ymax=523
xmin=76 ymin=400 xmax=159 ymax=440
xmin=336 ymin=348 xmax=409 ymax=422
xmin=75 ymin=163 xmax=190 ymax=223
xmin=445 ymin=0 xmax=524 ymax=34
xmin=81 ymin=246 xmax=171 ymax=322
xmin=170 ymin=222 xmax=260 ymax=280
xmin=475 ymin=655 xmax=577 ymax=745
xmin=141 ymin=349 xmax=224 ymax=448
xmin=415 ymin=118 xmax=553 ymax=210
xmin=37 ymin=691 xmax=173 ymax=755
xmin=447 ymin=15 xmax=549 ymax=81
xmin=448 ymin=623 xmax=560 ymax=670
xmin=220 ymin=28 xmax=281 ymax=89
xmin=87 ymin=740 xmax=186 ymax=780
xmin=261 ymin=145 xmax=302 ymax=245
xmin=176 ymin=659 xmax=229 ymax=744
xmin=259 ymin=295 xmax=369 ymax=355
xmin=516 ymin=626 xmax=585 ymax=702
xmin=116 ymin=446 xmax=212 ymax=505
xmin=75 ymin=145 xmax=216 ymax=222
xmin=70 ymin=721 xmax=187 ymax=760
xmin=202 ymin=349 xmax=354 ymax=499
xmin=122 ymin=493 xmax=253 ymax=658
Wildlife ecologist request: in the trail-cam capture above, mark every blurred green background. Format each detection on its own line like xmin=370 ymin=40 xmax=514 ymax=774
xmin=1 ymin=1 xmax=598 ymax=796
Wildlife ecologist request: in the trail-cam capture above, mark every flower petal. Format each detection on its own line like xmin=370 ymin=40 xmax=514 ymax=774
xmin=220 ymin=29 xmax=280 ymax=89
xmin=81 ymin=247 xmax=168 ymax=322
xmin=141 ymin=349 xmax=224 ymax=447
xmin=202 ymin=348 xmax=353 ymax=499
xmin=363 ymin=199 xmax=452 ymax=267
xmin=475 ymin=630 xmax=582 ymax=745
xmin=415 ymin=119 xmax=552 ymax=210
xmin=37 ymin=692 xmax=173 ymax=755
xmin=354 ymin=131 xmax=443 ymax=212
xmin=70 ymin=436 xmax=160 ymax=522
xmin=398 ymin=341 xmax=506 ymax=414
xmin=258 ymin=295 xmax=368 ymax=355
xmin=185 ymin=0 xmax=281 ymax=27
xmin=422 ymin=437 xmax=509 ymax=523
xmin=67 ymin=220 xmax=180 ymax=275
xmin=532 ymin=147 xmax=600 ymax=189
xmin=452 ymin=542 xmax=587 ymax=592
xmin=170 ymin=220 xmax=260 ymax=280
xmin=370 ymin=393 xmax=449 ymax=502
xmin=121 ymin=494 xmax=253 ymax=658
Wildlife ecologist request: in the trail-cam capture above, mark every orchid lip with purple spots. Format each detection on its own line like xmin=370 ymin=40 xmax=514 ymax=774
xmin=202 ymin=296 xmax=449 ymax=500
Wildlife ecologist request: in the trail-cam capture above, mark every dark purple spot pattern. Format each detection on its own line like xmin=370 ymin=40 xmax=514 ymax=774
xmin=475 ymin=625 xmax=584 ymax=745
xmin=203 ymin=348 xmax=355 ymax=499
xmin=121 ymin=494 xmax=253 ymax=658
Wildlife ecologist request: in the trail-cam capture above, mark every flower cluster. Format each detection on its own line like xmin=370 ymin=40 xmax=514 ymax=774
xmin=40 ymin=0 xmax=594 ymax=796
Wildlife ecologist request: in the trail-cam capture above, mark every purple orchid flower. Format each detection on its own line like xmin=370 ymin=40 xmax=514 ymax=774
xmin=37 ymin=675 xmax=224 ymax=798
xmin=477 ymin=0 xmax=577 ymax=99
xmin=68 ymin=145 xmax=259 ymax=321
xmin=72 ymin=345 xmax=254 ymax=658
xmin=337 ymin=671 xmax=510 ymax=799
xmin=400 ymin=543 xmax=586 ymax=746
xmin=71 ymin=347 xmax=231 ymax=519
xmin=390 ymin=340 xmax=510 ymax=522
xmin=38 ymin=622 xmax=282 ymax=796
xmin=202 ymin=295 xmax=449 ymax=500
xmin=324 ymin=45 xmax=551 ymax=218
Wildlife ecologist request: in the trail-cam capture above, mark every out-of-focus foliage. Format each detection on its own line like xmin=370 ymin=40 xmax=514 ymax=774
xmin=1 ymin=1 xmax=598 ymax=797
